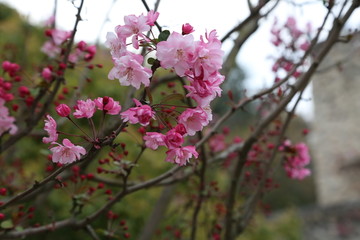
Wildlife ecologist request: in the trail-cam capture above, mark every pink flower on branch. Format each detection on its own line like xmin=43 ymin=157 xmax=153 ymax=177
xmin=50 ymin=138 xmax=86 ymax=164
xmin=108 ymin=52 xmax=151 ymax=90
xmin=73 ymin=99 xmax=96 ymax=119
xmin=94 ymin=96 xmax=121 ymax=115
xmin=42 ymin=115 xmax=58 ymax=144
xmin=143 ymin=132 xmax=165 ymax=150
xmin=56 ymin=104 xmax=71 ymax=117
xmin=165 ymin=146 xmax=198 ymax=166
xmin=146 ymin=10 xmax=159 ymax=27
xmin=121 ymin=99 xmax=155 ymax=126
xmin=0 ymin=99 xmax=17 ymax=136
xmin=156 ymin=31 xmax=195 ymax=77
xmin=178 ymin=107 xmax=210 ymax=136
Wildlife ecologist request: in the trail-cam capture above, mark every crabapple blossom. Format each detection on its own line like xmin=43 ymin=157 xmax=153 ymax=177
xmin=121 ymin=99 xmax=155 ymax=126
xmin=182 ymin=23 xmax=194 ymax=35
xmin=42 ymin=115 xmax=58 ymax=144
xmin=50 ymin=138 xmax=86 ymax=164
xmin=115 ymin=13 xmax=150 ymax=49
xmin=41 ymin=41 xmax=61 ymax=58
xmin=73 ymin=99 xmax=96 ymax=119
xmin=143 ymin=132 xmax=165 ymax=150
xmin=165 ymin=146 xmax=199 ymax=166
xmin=193 ymin=30 xmax=224 ymax=76
xmin=41 ymin=67 xmax=53 ymax=82
xmin=56 ymin=104 xmax=71 ymax=117
xmin=178 ymin=107 xmax=210 ymax=136
xmin=108 ymin=52 xmax=152 ymax=89
xmin=146 ymin=10 xmax=159 ymax=26
xmin=105 ymin=32 xmax=127 ymax=59
xmin=283 ymin=142 xmax=311 ymax=180
xmin=0 ymin=99 xmax=17 ymax=136
xmin=49 ymin=29 xmax=72 ymax=45
xmin=164 ymin=129 xmax=184 ymax=149
xmin=185 ymin=70 xmax=224 ymax=107
xmin=94 ymin=96 xmax=121 ymax=115
xmin=156 ymin=32 xmax=195 ymax=77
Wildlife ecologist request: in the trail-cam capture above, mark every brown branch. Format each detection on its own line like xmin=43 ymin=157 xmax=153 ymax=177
xmin=223 ymin=1 xmax=360 ymax=238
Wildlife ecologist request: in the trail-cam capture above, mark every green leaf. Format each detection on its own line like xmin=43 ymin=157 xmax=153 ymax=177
xmin=147 ymin=57 xmax=155 ymax=65
xmin=158 ymin=30 xmax=170 ymax=42
xmin=1 ymin=220 xmax=14 ymax=229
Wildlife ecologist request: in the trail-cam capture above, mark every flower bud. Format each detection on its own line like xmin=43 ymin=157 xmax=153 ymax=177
xmin=56 ymin=104 xmax=71 ymax=117
xmin=182 ymin=23 xmax=194 ymax=35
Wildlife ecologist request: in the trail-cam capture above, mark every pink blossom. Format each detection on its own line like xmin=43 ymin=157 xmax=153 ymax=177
xmin=193 ymin=30 xmax=224 ymax=76
xmin=185 ymin=70 xmax=224 ymax=107
xmin=156 ymin=31 xmax=195 ymax=77
xmin=94 ymin=96 xmax=121 ymax=115
xmin=164 ymin=129 xmax=184 ymax=149
xmin=50 ymin=138 xmax=86 ymax=164
xmin=209 ymin=134 xmax=226 ymax=153
xmin=182 ymin=23 xmax=194 ymax=35
xmin=73 ymin=99 xmax=96 ymax=119
xmin=146 ymin=10 xmax=159 ymax=26
xmin=41 ymin=67 xmax=53 ymax=82
xmin=42 ymin=115 xmax=58 ymax=144
xmin=165 ymin=146 xmax=198 ymax=166
xmin=2 ymin=61 xmax=20 ymax=76
xmin=108 ymin=52 xmax=151 ymax=89
xmin=174 ymin=123 xmax=187 ymax=136
xmin=178 ymin=107 xmax=210 ymax=136
xmin=41 ymin=41 xmax=61 ymax=58
xmin=56 ymin=104 xmax=71 ymax=117
xmin=143 ymin=132 xmax=165 ymax=150
xmin=0 ymin=99 xmax=17 ymax=136
xmin=115 ymin=13 xmax=150 ymax=49
xmin=50 ymin=29 xmax=72 ymax=45
xmin=120 ymin=99 xmax=155 ymax=126
xmin=105 ymin=32 xmax=127 ymax=58
xmin=283 ymin=142 xmax=311 ymax=180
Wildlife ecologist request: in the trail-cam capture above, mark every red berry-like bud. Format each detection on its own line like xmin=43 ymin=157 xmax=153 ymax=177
xmin=182 ymin=23 xmax=194 ymax=35
xmin=0 ymin=213 xmax=5 ymax=220
xmin=56 ymin=104 xmax=71 ymax=117
xmin=0 ymin=188 xmax=7 ymax=196
xmin=18 ymin=86 xmax=30 ymax=98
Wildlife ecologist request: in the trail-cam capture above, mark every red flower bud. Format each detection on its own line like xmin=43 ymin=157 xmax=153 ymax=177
xmin=56 ymin=104 xmax=71 ymax=117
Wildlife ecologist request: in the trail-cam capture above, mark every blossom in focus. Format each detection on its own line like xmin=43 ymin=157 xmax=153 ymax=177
xmin=0 ymin=99 xmax=17 ymax=136
xmin=115 ymin=13 xmax=150 ymax=49
xmin=165 ymin=146 xmax=198 ymax=166
xmin=105 ymin=32 xmax=127 ymax=59
xmin=193 ymin=30 xmax=224 ymax=76
xmin=94 ymin=96 xmax=121 ymax=115
xmin=42 ymin=115 xmax=58 ymax=144
xmin=143 ymin=132 xmax=165 ymax=150
xmin=50 ymin=138 xmax=86 ymax=164
xmin=178 ymin=107 xmax=210 ymax=136
xmin=121 ymin=99 xmax=155 ymax=126
xmin=108 ymin=52 xmax=151 ymax=89
xmin=164 ymin=129 xmax=184 ymax=149
xmin=56 ymin=104 xmax=71 ymax=117
xmin=156 ymin=31 xmax=195 ymax=77
xmin=73 ymin=99 xmax=96 ymax=119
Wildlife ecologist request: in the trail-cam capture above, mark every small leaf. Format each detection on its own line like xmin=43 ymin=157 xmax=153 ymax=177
xmin=147 ymin=57 xmax=155 ymax=65
xmin=1 ymin=220 xmax=14 ymax=229
xmin=160 ymin=93 xmax=184 ymax=103
xmin=158 ymin=30 xmax=170 ymax=42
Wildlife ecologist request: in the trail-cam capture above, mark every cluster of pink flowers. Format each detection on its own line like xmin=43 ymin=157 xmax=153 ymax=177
xmin=42 ymin=96 xmax=122 ymax=164
xmin=280 ymin=141 xmax=311 ymax=180
xmin=0 ymin=61 xmax=23 ymax=137
xmin=41 ymin=28 xmax=96 ymax=64
xmin=270 ymin=17 xmax=312 ymax=82
xmin=105 ymin=11 xmax=225 ymax=166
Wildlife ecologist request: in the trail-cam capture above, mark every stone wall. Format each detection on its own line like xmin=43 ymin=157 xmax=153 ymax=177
xmin=311 ymin=34 xmax=360 ymax=206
